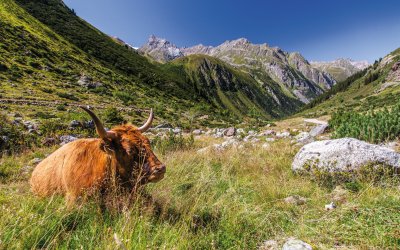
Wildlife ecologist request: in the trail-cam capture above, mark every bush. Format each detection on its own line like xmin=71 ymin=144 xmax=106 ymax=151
xmin=56 ymin=92 xmax=79 ymax=101
xmin=330 ymin=101 xmax=400 ymax=143
xmin=104 ymin=107 xmax=124 ymax=125
xmin=152 ymin=132 xmax=194 ymax=155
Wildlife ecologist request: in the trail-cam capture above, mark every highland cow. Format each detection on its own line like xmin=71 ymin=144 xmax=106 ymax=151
xmin=30 ymin=107 xmax=165 ymax=205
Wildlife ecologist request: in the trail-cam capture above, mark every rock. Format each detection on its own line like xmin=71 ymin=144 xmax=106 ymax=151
xmin=42 ymin=137 xmax=57 ymax=146
xmin=192 ymin=129 xmax=203 ymax=135
xmin=284 ymin=195 xmax=307 ymax=205
xmin=276 ymin=131 xmax=290 ymax=138
xmin=243 ymin=135 xmax=255 ymax=142
xmin=292 ymin=138 xmax=400 ymax=173
xmin=325 ymin=202 xmax=336 ymax=211
xmin=84 ymin=120 xmax=95 ymax=129
xmin=251 ymin=138 xmax=260 ymax=143
xmin=1 ymin=136 xmax=10 ymax=142
xmin=265 ymin=138 xmax=275 ymax=142
xmin=295 ymin=132 xmax=314 ymax=145
xmin=59 ymin=135 xmax=78 ymax=145
xmin=248 ymin=130 xmax=256 ymax=136
xmin=77 ymin=75 xmax=92 ymax=87
xmin=236 ymin=128 xmax=245 ymax=134
xmin=224 ymin=127 xmax=236 ymax=137
xmin=77 ymin=75 xmax=102 ymax=88
xmin=331 ymin=186 xmax=348 ymax=204
xmin=381 ymin=141 xmax=400 ymax=151
xmin=259 ymin=240 xmax=279 ymax=250
xmin=172 ymin=128 xmax=181 ymax=134
xmin=282 ymin=238 xmax=312 ymax=250
xmin=29 ymin=158 xmax=42 ymax=165
xmin=155 ymin=123 xmax=173 ymax=129
xmin=309 ymin=124 xmax=328 ymax=137
xmin=259 ymin=130 xmax=275 ymax=136
xmin=69 ymin=120 xmax=82 ymax=128
xmin=214 ymin=132 xmax=224 ymax=138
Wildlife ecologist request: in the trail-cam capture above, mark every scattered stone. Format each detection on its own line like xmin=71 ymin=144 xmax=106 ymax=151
xmin=1 ymin=136 xmax=10 ymax=142
xmin=172 ymin=128 xmax=181 ymax=134
xmin=295 ymin=132 xmax=314 ymax=145
xmin=29 ymin=158 xmax=42 ymax=165
xmin=325 ymin=202 xmax=337 ymax=211
xmin=259 ymin=240 xmax=279 ymax=250
xmin=251 ymin=138 xmax=260 ymax=143
xmin=224 ymin=127 xmax=236 ymax=137
xmin=309 ymin=124 xmax=328 ymax=137
xmin=84 ymin=120 xmax=95 ymax=129
xmin=248 ymin=130 xmax=256 ymax=136
xmin=69 ymin=120 xmax=81 ymax=128
xmin=59 ymin=135 xmax=78 ymax=145
xmin=77 ymin=75 xmax=102 ymax=88
xmin=265 ymin=138 xmax=275 ymax=142
xmin=42 ymin=137 xmax=57 ymax=147
xmin=284 ymin=195 xmax=307 ymax=205
xmin=192 ymin=129 xmax=203 ymax=135
xmin=214 ymin=132 xmax=224 ymax=138
xmin=292 ymin=138 xmax=400 ymax=173
xmin=282 ymin=238 xmax=312 ymax=250
xmin=236 ymin=128 xmax=245 ymax=134
xmin=258 ymin=130 xmax=275 ymax=136
xmin=276 ymin=131 xmax=290 ymax=138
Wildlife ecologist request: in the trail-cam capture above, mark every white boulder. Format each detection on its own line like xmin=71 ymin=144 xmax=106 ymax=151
xmin=292 ymin=138 xmax=400 ymax=172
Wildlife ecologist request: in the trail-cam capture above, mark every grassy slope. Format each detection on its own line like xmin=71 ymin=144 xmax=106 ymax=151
xmin=171 ymin=55 xmax=302 ymax=119
xmin=0 ymin=0 xmax=214 ymax=128
xmin=0 ymin=131 xmax=399 ymax=249
xmin=300 ymin=49 xmax=400 ymax=118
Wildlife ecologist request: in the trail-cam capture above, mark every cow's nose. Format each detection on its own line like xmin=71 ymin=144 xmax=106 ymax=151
xmin=156 ymin=165 xmax=166 ymax=173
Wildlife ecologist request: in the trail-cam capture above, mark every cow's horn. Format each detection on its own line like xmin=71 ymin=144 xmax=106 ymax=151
xmin=80 ymin=106 xmax=116 ymax=139
xmin=138 ymin=109 xmax=154 ymax=132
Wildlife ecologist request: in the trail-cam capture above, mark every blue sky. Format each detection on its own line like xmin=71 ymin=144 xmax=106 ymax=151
xmin=63 ymin=0 xmax=400 ymax=63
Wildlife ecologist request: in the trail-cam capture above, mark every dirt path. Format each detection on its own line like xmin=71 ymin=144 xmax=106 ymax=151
xmin=304 ymin=118 xmax=328 ymax=125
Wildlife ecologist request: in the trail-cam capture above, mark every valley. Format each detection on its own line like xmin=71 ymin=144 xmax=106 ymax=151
xmin=0 ymin=0 xmax=399 ymax=249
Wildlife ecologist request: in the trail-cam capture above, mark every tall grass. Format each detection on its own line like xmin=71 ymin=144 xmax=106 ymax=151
xmin=0 ymin=140 xmax=399 ymax=249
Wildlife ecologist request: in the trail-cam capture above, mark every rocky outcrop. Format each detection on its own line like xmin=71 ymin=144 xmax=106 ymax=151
xmin=139 ymin=35 xmax=183 ymax=62
xmin=292 ymin=138 xmax=400 ymax=173
xmin=311 ymin=58 xmax=369 ymax=82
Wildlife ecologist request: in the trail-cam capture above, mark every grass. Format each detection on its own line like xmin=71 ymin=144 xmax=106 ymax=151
xmin=0 ymin=135 xmax=399 ymax=249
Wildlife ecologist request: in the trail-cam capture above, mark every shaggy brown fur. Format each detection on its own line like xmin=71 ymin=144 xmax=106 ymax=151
xmin=30 ymin=124 xmax=166 ymax=205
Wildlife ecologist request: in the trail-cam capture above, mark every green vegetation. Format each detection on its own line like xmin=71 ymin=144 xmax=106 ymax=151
xmin=0 ymin=139 xmax=399 ymax=249
xmin=330 ymin=101 xmax=400 ymax=143
xmin=303 ymin=68 xmax=368 ymax=110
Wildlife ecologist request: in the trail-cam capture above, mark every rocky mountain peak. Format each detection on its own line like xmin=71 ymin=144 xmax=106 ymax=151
xmin=139 ymin=35 xmax=183 ymax=62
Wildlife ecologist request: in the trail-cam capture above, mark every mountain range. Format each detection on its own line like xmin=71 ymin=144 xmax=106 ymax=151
xmin=1 ymin=0 xmax=397 ymax=128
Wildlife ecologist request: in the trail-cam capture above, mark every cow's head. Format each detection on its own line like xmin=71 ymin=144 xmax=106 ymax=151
xmin=81 ymin=107 xmax=166 ymax=185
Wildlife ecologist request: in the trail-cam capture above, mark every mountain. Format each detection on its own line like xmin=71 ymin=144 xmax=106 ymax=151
xmin=311 ymin=58 xmax=369 ymax=82
xmin=139 ymin=35 xmax=183 ymax=62
xmin=141 ymin=36 xmax=336 ymax=104
xmin=302 ymin=48 xmax=400 ymax=117
xmin=0 ymin=0 xmax=307 ymax=126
